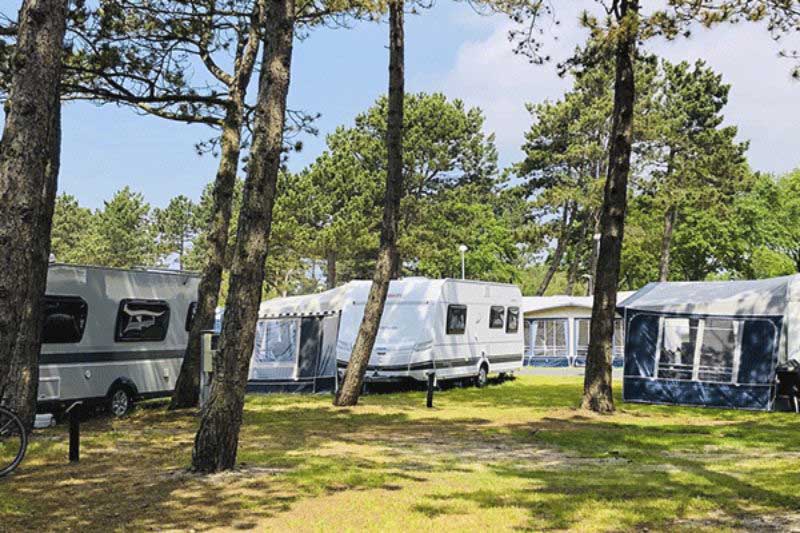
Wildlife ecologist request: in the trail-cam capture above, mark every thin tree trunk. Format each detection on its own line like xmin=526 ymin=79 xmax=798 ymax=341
xmin=334 ymin=0 xmax=404 ymax=407
xmin=169 ymin=10 xmax=261 ymax=410
xmin=582 ymin=0 xmax=638 ymax=414
xmin=536 ymin=201 xmax=572 ymax=296
xmin=587 ymin=210 xmax=601 ymax=296
xmin=191 ymin=0 xmax=294 ymax=473
xmin=0 ymin=0 xmax=67 ymax=430
xmin=566 ymin=216 xmax=590 ymax=296
xmin=658 ymin=205 xmax=677 ymax=282
xmin=326 ymin=249 xmax=337 ymax=289
xmin=170 ymin=104 xmax=245 ymax=409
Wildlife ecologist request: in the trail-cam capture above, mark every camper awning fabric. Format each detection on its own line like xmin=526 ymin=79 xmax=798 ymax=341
xmin=619 ymin=276 xmax=800 ymax=317
xmin=618 ymin=274 xmax=799 ymax=411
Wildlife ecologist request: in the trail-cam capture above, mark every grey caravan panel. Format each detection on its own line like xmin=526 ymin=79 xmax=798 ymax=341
xmin=40 ymin=265 xmax=199 ymax=404
xmin=317 ymin=314 xmax=340 ymax=378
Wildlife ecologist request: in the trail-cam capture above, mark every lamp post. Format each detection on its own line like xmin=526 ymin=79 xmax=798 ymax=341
xmin=459 ymin=244 xmax=468 ymax=280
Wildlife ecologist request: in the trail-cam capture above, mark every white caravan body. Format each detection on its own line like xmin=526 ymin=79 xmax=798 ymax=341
xmin=38 ymin=264 xmax=200 ymax=408
xmin=257 ymin=278 xmax=524 ymax=383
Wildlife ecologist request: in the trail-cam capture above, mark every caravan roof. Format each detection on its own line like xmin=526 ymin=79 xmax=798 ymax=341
xmin=619 ymin=275 xmax=800 ymax=317
xmin=259 ymin=278 xmax=520 ymax=319
xmin=523 ymin=292 xmax=635 ymax=314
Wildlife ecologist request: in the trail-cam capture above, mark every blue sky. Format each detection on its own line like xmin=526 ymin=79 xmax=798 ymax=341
xmin=3 ymin=0 xmax=799 ymax=209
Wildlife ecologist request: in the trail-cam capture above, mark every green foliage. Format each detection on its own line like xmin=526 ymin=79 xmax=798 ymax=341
xmin=153 ymin=195 xmax=199 ymax=269
xmin=50 ymin=194 xmax=97 ymax=264
xmin=92 ymin=187 xmax=159 ymax=268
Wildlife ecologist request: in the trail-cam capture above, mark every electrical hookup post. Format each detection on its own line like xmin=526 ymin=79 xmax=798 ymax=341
xmin=426 ymin=372 xmax=436 ymax=408
xmin=65 ymin=401 xmax=83 ymax=463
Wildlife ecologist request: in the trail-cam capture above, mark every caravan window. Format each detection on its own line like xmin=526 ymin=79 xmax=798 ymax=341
xmin=698 ymin=319 xmax=737 ymax=382
xmin=532 ymin=319 xmax=568 ymax=357
xmin=446 ymin=305 xmax=467 ymax=334
xmin=41 ymin=296 xmax=88 ymax=344
xmin=506 ymin=307 xmax=519 ymax=333
xmin=489 ymin=306 xmax=505 ymax=329
xmin=185 ymin=301 xmax=199 ymax=332
xmin=658 ymin=318 xmax=698 ymax=380
xmin=576 ymin=318 xmax=625 ymax=356
xmin=254 ymin=319 xmax=298 ymax=363
xmin=115 ymin=299 xmax=170 ymax=342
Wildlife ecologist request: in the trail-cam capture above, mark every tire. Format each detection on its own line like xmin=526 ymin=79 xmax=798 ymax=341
xmin=0 ymin=406 xmax=28 ymax=478
xmin=108 ymin=386 xmax=134 ymax=417
xmin=475 ymin=364 xmax=489 ymax=388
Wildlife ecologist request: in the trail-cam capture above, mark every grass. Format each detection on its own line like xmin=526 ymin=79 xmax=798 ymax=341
xmin=2 ymin=375 xmax=800 ymax=532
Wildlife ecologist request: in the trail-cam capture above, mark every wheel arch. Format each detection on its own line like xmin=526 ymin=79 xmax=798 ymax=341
xmin=107 ymin=377 xmax=139 ymax=400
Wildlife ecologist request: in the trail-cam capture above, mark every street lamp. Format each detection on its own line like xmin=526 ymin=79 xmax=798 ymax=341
xmin=458 ymin=244 xmax=468 ymax=280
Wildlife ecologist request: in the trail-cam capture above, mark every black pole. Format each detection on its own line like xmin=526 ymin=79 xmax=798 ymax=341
xmin=68 ymin=402 xmax=81 ymax=463
xmin=426 ymin=372 xmax=435 ymax=408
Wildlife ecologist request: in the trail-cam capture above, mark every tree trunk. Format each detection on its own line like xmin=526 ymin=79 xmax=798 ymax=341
xmin=326 ymin=249 xmax=337 ymax=289
xmin=191 ymin=0 xmax=294 ymax=473
xmin=566 ymin=216 xmax=590 ymax=296
xmin=536 ymin=201 xmax=571 ymax=296
xmin=587 ymin=210 xmax=601 ymax=296
xmin=582 ymin=2 xmax=638 ymax=414
xmin=169 ymin=8 xmax=261 ymax=410
xmin=334 ymin=0 xmax=404 ymax=407
xmin=0 ymin=0 xmax=67 ymax=430
xmin=169 ymin=104 xmax=244 ymax=409
xmin=658 ymin=205 xmax=677 ymax=282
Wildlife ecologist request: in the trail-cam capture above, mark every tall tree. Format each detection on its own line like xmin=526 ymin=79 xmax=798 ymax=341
xmin=0 ymin=0 xmax=67 ymax=428
xmin=92 ymin=187 xmax=158 ymax=267
xmin=334 ymin=0 xmax=405 ymax=407
xmin=191 ymin=0 xmax=295 ymax=472
xmin=581 ymin=0 xmax=639 ymax=413
xmin=50 ymin=193 xmax=97 ymax=264
xmin=154 ymin=195 xmax=199 ymax=269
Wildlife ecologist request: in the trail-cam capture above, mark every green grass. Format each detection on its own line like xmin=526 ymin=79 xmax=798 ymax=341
xmin=2 ymin=375 xmax=799 ymax=531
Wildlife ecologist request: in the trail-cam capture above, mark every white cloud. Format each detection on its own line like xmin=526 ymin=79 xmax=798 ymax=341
xmin=438 ymin=10 xmax=800 ymax=175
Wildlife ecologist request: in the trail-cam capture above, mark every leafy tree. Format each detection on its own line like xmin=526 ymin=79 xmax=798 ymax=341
xmin=92 ymin=187 xmax=158 ymax=268
xmin=51 ymin=194 xmax=98 ymax=265
xmin=0 ymin=0 xmax=67 ymax=428
xmin=153 ymin=195 xmax=200 ymax=269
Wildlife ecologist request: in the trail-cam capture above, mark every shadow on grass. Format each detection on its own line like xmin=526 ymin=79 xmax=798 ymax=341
xmin=3 ymin=376 xmax=800 ymax=531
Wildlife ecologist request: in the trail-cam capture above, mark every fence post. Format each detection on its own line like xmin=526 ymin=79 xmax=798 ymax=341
xmin=426 ymin=372 xmax=436 ymax=408
xmin=66 ymin=401 xmax=82 ymax=463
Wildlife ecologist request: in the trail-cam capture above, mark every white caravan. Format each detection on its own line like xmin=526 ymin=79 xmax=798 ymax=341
xmin=38 ymin=264 xmax=200 ymax=416
xmin=255 ymin=278 xmax=524 ymax=387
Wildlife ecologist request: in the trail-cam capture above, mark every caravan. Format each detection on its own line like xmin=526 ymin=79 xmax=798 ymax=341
xmin=38 ymin=264 xmax=200 ymax=416
xmin=252 ymin=278 xmax=525 ymax=390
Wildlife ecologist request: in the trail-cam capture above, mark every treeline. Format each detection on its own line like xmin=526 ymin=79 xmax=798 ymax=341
xmin=54 ymin=82 xmax=800 ymax=297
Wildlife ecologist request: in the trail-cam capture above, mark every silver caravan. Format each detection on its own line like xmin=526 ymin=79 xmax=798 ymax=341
xmin=255 ymin=278 xmax=525 ymax=388
xmin=38 ymin=264 xmax=200 ymax=416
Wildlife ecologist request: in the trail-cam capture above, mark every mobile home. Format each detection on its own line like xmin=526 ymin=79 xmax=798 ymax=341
xmin=619 ymin=276 xmax=800 ymax=410
xmin=523 ymin=293 xmax=633 ymax=367
xmin=38 ymin=264 xmax=200 ymax=415
xmin=251 ymin=278 xmax=525 ymax=390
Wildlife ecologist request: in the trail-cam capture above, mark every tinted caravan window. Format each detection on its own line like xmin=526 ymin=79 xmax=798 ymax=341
xmin=506 ymin=307 xmax=519 ymax=333
xmin=42 ymin=296 xmax=88 ymax=344
xmin=446 ymin=305 xmax=467 ymax=334
xmin=185 ymin=301 xmax=199 ymax=332
xmin=115 ymin=299 xmax=170 ymax=342
xmin=489 ymin=306 xmax=504 ymax=329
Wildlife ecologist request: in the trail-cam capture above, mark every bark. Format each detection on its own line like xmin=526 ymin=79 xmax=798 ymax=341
xmin=0 ymin=0 xmax=67 ymax=430
xmin=169 ymin=105 xmax=244 ymax=409
xmin=587 ymin=210 xmax=601 ymax=296
xmin=326 ymin=249 xmax=337 ymax=289
xmin=169 ymin=10 xmax=261 ymax=410
xmin=334 ymin=0 xmax=404 ymax=407
xmin=582 ymin=1 xmax=638 ymax=414
xmin=658 ymin=205 xmax=677 ymax=282
xmin=566 ymin=216 xmax=590 ymax=296
xmin=191 ymin=0 xmax=294 ymax=473
xmin=536 ymin=201 xmax=572 ymax=296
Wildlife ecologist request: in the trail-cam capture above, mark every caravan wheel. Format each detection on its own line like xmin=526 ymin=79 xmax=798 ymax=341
xmin=108 ymin=387 xmax=133 ymax=417
xmin=475 ymin=365 xmax=488 ymax=388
